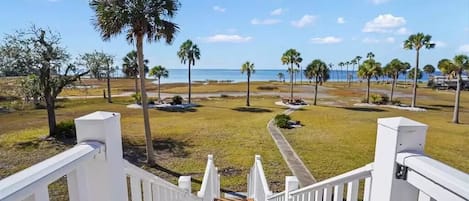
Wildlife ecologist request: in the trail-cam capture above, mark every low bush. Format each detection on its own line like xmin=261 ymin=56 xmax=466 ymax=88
xmin=257 ymin=86 xmax=278 ymax=90
xmin=220 ymin=94 xmax=230 ymax=98
xmin=131 ymin=92 xmax=141 ymax=105
xmin=172 ymin=95 xmax=183 ymax=105
xmin=370 ymin=93 xmax=389 ymax=105
xmin=274 ymin=114 xmax=291 ymax=128
xmin=391 ymin=99 xmax=401 ymax=105
xmin=53 ymin=120 xmax=76 ymax=139
xmin=147 ymin=97 xmax=157 ymax=105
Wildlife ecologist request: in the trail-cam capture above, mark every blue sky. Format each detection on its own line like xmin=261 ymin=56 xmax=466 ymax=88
xmin=0 ymin=0 xmax=468 ymax=70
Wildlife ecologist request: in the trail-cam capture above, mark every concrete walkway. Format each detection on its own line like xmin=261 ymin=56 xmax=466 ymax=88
xmin=267 ymin=108 xmax=316 ymax=187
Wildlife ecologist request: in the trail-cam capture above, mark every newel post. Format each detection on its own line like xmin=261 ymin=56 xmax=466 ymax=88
xmin=369 ymin=117 xmax=428 ymax=201
xmin=74 ymin=111 xmax=127 ymax=201
xmin=284 ymin=176 xmax=299 ymax=201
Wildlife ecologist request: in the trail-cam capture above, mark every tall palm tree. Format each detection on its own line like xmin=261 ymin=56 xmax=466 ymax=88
xmin=281 ymin=49 xmax=302 ymax=102
xmin=438 ymin=55 xmax=469 ymax=123
xmin=338 ymin=62 xmax=345 ymax=82
xmin=149 ymin=65 xmax=169 ymax=103
xmin=404 ymin=33 xmax=435 ymax=107
xmin=351 ymin=59 xmax=358 ymax=84
xmin=328 ymin=63 xmax=336 ymax=81
xmin=366 ymin=52 xmax=375 ymax=60
xmin=277 ymin=72 xmax=285 ymax=82
xmin=305 ymin=59 xmax=330 ymax=105
xmin=90 ymin=0 xmax=180 ymax=165
xmin=122 ymin=50 xmax=149 ymax=95
xmin=177 ymin=39 xmax=201 ymax=104
xmin=345 ymin=61 xmax=351 ymax=87
xmin=358 ymin=59 xmax=382 ymax=103
xmin=383 ymin=59 xmax=410 ymax=101
xmin=355 ymin=55 xmax=362 ymax=66
xmin=241 ymin=61 xmax=255 ymax=106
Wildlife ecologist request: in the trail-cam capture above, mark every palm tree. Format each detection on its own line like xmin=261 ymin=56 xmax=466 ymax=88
xmin=358 ymin=59 xmax=382 ymax=103
xmin=338 ymin=62 xmax=345 ymax=82
xmin=122 ymin=50 xmax=149 ymax=95
xmin=355 ymin=56 xmax=362 ymax=66
xmin=345 ymin=61 xmax=351 ymax=87
xmin=177 ymin=39 xmax=201 ymax=104
xmin=423 ymin=64 xmax=435 ymax=78
xmin=281 ymin=49 xmax=302 ymax=102
xmin=383 ymin=59 xmax=410 ymax=101
xmin=90 ymin=0 xmax=180 ymax=165
xmin=351 ymin=59 xmax=358 ymax=84
xmin=437 ymin=55 xmax=469 ymax=123
xmin=305 ymin=59 xmax=330 ymax=105
xmin=149 ymin=65 xmax=169 ymax=103
xmin=328 ymin=63 xmax=336 ymax=81
xmin=366 ymin=52 xmax=375 ymax=60
xmin=404 ymin=33 xmax=435 ymax=107
xmin=241 ymin=61 xmax=255 ymax=106
xmin=277 ymin=72 xmax=285 ymax=82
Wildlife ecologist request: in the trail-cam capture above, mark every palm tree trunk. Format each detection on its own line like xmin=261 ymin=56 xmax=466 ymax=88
xmin=347 ymin=65 xmax=350 ymax=87
xmin=46 ymin=94 xmax=56 ymax=136
xmin=411 ymin=50 xmax=420 ymax=107
xmin=453 ymin=73 xmax=462 ymax=123
xmin=188 ymin=62 xmax=192 ymax=104
xmin=390 ymin=76 xmax=396 ymax=102
xmin=107 ymin=69 xmax=112 ymax=103
xmin=300 ymin=66 xmax=303 ymax=84
xmin=367 ymin=78 xmax=371 ymax=103
xmin=314 ymin=77 xmax=318 ymax=105
xmin=290 ymin=64 xmax=294 ymax=103
xmin=136 ymin=34 xmax=155 ymax=165
xmin=134 ymin=76 xmax=139 ymax=103
xmin=158 ymin=78 xmax=161 ymax=103
xmin=247 ymin=73 xmax=250 ymax=106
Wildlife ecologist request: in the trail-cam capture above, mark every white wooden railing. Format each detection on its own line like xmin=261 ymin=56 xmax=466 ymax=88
xmin=251 ymin=117 xmax=469 ymax=201
xmin=0 ymin=141 xmax=104 ymax=201
xmin=197 ymin=155 xmax=220 ymax=201
xmin=0 ymin=111 xmax=210 ymax=201
xmin=248 ymin=155 xmax=273 ymax=201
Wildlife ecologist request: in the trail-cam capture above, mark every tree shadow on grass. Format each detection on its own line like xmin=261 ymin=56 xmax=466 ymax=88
xmin=341 ymin=107 xmax=387 ymax=112
xmin=156 ymin=107 xmax=198 ymax=113
xmin=429 ymin=104 xmax=460 ymax=109
xmin=232 ymin=107 xmax=272 ymax=113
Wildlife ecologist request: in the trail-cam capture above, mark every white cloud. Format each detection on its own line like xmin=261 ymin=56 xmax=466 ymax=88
xmin=291 ymin=15 xmax=317 ymax=28
xmin=371 ymin=0 xmax=390 ymax=4
xmin=270 ymin=8 xmax=284 ymax=16
xmin=213 ymin=6 xmax=225 ymax=12
xmin=337 ymin=17 xmax=345 ymax=24
xmin=385 ymin=37 xmax=395 ymax=43
xmin=203 ymin=34 xmax=252 ymax=43
xmin=251 ymin=18 xmax=281 ymax=25
xmin=362 ymin=14 xmax=406 ymax=33
xmin=362 ymin=38 xmax=380 ymax=44
xmin=458 ymin=44 xmax=469 ymax=53
xmin=396 ymin=27 xmax=409 ymax=35
xmin=433 ymin=41 xmax=447 ymax=48
xmin=311 ymin=36 xmax=343 ymax=44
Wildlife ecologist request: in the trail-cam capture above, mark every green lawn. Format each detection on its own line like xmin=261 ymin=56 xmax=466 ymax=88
xmin=282 ymin=88 xmax=469 ymax=180
xmin=0 ymin=96 xmax=290 ymax=194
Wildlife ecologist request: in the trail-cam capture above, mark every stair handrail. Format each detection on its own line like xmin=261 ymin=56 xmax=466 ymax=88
xmin=247 ymin=155 xmax=272 ymax=201
xmin=198 ymin=155 xmax=220 ymax=201
xmin=123 ymin=160 xmax=202 ymax=201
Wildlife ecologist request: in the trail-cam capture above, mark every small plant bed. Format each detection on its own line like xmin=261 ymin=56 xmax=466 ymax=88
xmin=274 ymin=114 xmax=302 ymax=129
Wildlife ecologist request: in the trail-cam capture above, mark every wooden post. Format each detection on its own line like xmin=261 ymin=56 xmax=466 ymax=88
xmin=369 ymin=117 xmax=428 ymax=201
xmin=74 ymin=111 xmax=127 ymax=201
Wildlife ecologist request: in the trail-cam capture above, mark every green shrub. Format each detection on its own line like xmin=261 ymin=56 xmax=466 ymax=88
xmin=131 ymin=92 xmax=142 ymax=104
xmin=147 ymin=97 xmax=156 ymax=105
xmin=172 ymin=95 xmax=183 ymax=105
xmin=220 ymin=94 xmax=230 ymax=98
xmin=53 ymin=120 xmax=76 ymax=139
xmin=370 ymin=93 xmax=389 ymax=105
xmin=257 ymin=86 xmax=279 ymax=90
xmin=274 ymin=114 xmax=291 ymax=128
xmin=391 ymin=99 xmax=401 ymax=105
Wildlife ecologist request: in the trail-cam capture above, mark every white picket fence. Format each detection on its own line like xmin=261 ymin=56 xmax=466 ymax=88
xmin=0 ymin=111 xmax=218 ymax=201
xmin=250 ymin=117 xmax=469 ymax=201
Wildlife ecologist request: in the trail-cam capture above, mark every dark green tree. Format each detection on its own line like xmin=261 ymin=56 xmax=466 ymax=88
xmin=358 ymin=59 xmax=382 ymax=103
xmin=122 ymin=50 xmax=149 ymax=95
xmin=281 ymin=49 xmax=302 ymax=102
xmin=90 ymin=0 xmax=180 ymax=165
xmin=149 ymin=65 xmax=169 ymax=102
xmin=404 ymin=33 xmax=435 ymax=107
xmin=305 ymin=59 xmax=330 ymax=105
xmin=241 ymin=61 xmax=255 ymax=106
xmin=177 ymin=39 xmax=200 ymax=104
xmin=383 ymin=59 xmax=410 ymax=101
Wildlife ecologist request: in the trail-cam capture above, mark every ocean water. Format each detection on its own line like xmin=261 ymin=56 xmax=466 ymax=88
xmin=156 ymin=69 xmax=434 ymax=83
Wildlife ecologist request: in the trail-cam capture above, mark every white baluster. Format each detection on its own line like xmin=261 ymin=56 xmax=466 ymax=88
xmin=142 ymin=180 xmax=152 ymax=201
xmin=346 ymin=180 xmax=358 ymax=201
xmin=130 ymin=176 xmax=142 ymax=201
xmin=67 ymin=167 xmax=89 ymax=201
xmin=363 ymin=177 xmax=372 ymax=201
xmin=323 ymin=186 xmax=332 ymax=201
xmin=333 ymin=184 xmax=343 ymax=201
xmin=315 ymin=189 xmax=323 ymax=201
xmin=417 ymin=191 xmax=435 ymax=201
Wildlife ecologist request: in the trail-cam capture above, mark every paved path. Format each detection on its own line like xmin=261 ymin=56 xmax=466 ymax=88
xmin=267 ymin=108 xmax=316 ymax=187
